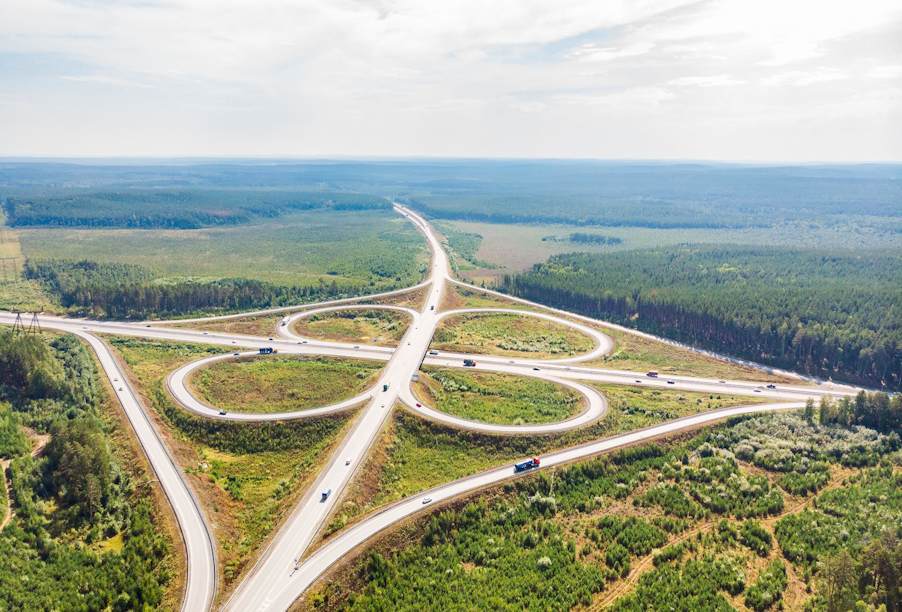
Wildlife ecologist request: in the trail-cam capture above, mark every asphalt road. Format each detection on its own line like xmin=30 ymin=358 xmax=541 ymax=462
xmin=0 ymin=203 xmax=869 ymax=612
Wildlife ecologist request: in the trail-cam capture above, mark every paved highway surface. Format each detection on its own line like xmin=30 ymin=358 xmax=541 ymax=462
xmin=0 ymin=203 xmax=867 ymax=612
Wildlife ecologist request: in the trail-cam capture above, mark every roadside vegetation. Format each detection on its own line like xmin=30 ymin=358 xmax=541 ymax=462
xmin=435 ymin=221 xmax=499 ymax=271
xmin=190 ymin=355 xmax=383 ymax=414
xmin=588 ymin=327 xmax=796 ymax=383
xmin=107 ymin=336 xmax=358 ymax=588
xmin=305 ymin=401 xmax=902 ymax=612
xmin=432 ymin=312 xmax=595 ymax=359
xmin=0 ymin=330 xmax=179 ymax=610
xmin=414 ymin=366 xmax=584 ymax=425
xmin=502 ymin=247 xmax=902 ymax=390
xmin=294 ymin=309 xmax=411 ymax=347
xmin=171 ymin=312 xmax=287 ymax=336
xmin=323 ymin=387 xmax=771 ymax=540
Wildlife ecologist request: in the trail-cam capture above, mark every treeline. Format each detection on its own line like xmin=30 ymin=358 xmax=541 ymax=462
xmin=26 ymin=259 xmax=405 ymax=319
xmin=815 ymin=392 xmax=902 ymax=433
xmin=0 ymin=330 xmax=172 ymax=610
xmin=569 ymin=233 xmax=622 ymax=245
xmin=500 ymin=247 xmax=902 ymax=390
xmin=3 ymin=189 xmax=390 ymax=229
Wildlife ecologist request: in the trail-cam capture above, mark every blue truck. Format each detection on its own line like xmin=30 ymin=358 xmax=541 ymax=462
xmin=514 ymin=457 xmax=541 ymax=472
xmin=259 ymin=347 xmax=277 ymax=355
xmin=321 ymin=489 xmax=332 ymax=501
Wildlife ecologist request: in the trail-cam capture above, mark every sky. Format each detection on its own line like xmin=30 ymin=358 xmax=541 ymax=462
xmin=1 ymin=0 xmax=900 ymax=161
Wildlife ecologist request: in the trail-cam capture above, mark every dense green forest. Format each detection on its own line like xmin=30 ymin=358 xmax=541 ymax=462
xmin=3 ymin=189 xmax=390 ymax=229
xmin=0 ymin=330 xmax=173 ymax=610
xmin=3 ymin=161 xmax=899 ymax=231
xmin=25 ymin=258 xmax=401 ymax=319
xmin=500 ymin=247 xmax=902 ymax=390
xmin=312 ymin=406 xmax=902 ymax=612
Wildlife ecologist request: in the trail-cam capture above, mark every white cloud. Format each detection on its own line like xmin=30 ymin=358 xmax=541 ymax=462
xmin=0 ymin=0 xmax=899 ymax=159
xmin=868 ymin=65 xmax=902 ymax=79
xmin=566 ymin=42 xmax=655 ymax=63
xmin=761 ymin=70 xmax=850 ymax=87
xmin=667 ymin=75 xmax=745 ymax=87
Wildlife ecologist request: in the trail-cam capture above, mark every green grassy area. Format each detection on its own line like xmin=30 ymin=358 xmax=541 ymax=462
xmin=587 ymin=328 xmax=800 ymax=384
xmin=171 ymin=312 xmax=287 ymax=336
xmin=431 ymin=312 xmax=594 ymax=359
xmin=439 ymin=282 xmax=542 ymax=313
xmin=414 ymin=366 xmax=584 ymax=425
xmin=444 ymin=219 xmax=902 ymax=282
xmin=0 ymin=210 xmax=57 ymax=312
xmin=329 ymin=388 xmax=772 ymax=537
xmin=307 ymin=411 xmax=902 ymax=612
xmin=106 ymin=336 xmax=357 ymax=585
xmin=190 ymin=355 xmax=383 ymax=414
xmin=294 ymin=309 xmax=411 ymax=347
xmin=18 ymin=207 xmax=428 ymax=289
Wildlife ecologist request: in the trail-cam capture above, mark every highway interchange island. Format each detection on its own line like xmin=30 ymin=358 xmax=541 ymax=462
xmin=0 ymin=205 xmax=865 ymax=612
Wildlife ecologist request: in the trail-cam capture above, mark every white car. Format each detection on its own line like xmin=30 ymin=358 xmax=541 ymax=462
xmin=422 ymin=497 xmax=432 ymax=505
xmin=114 ymin=377 xmax=118 ymax=381
xmin=118 ymin=387 xmax=123 ymax=391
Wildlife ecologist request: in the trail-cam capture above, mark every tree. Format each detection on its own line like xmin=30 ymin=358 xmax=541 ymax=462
xmin=819 ymin=550 xmax=859 ymax=612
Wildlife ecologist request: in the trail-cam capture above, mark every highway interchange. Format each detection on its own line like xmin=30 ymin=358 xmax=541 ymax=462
xmin=0 ymin=204 xmax=865 ymax=612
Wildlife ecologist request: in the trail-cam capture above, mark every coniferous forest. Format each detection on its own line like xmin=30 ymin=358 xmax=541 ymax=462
xmin=501 ymin=247 xmax=902 ymax=390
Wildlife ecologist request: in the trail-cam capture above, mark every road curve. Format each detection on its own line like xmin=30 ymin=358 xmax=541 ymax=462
xmin=400 ymin=374 xmax=607 ymax=433
xmin=278 ymin=304 xmax=419 ymax=345
xmin=435 ymin=307 xmax=613 ymax=363
xmin=247 ymin=398 xmax=808 ymax=612
xmin=166 ymin=351 xmax=383 ymax=421
xmin=73 ymin=332 xmax=216 ymax=612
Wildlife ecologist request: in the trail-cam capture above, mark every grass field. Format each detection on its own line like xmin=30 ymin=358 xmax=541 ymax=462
xmin=294 ymin=309 xmax=411 ymax=347
xmin=189 ymin=355 xmax=383 ymax=414
xmin=414 ymin=366 xmax=584 ymax=425
xmin=443 ymin=283 xmax=798 ymax=383
xmin=17 ymin=208 xmax=428 ymax=290
xmin=587 ymin=327 xmax=799 ymax=384
xmin=431 ymin=312 xmax=595 ymax=359
xmin=172 ymin=313 xmax=287 ymax=336
xmin=324 ymin=388 xmax=772 ymax=541
xmin=0 ymin=210 xmax=56 ymax=311
xmin=439 ymin=282 xmax=541 ymax=313
xmin=105 ymin=336 xmax=356 ymax=589
xmin=445 ymin=219 xmax=902 ymax=283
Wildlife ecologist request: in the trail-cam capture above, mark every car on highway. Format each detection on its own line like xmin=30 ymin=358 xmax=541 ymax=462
xmin=83 ymin=326 xmax=88 ymax=329
xmin=766 ymin=384 xmax=777 ymax=389
xmin=635 ymin=380 xmax=642 ymax=383
xmin=428 ymin=350 xmax=438 ymax=355
xmin=667 ymin=380 xmax=675 ymax=384
xmin=281 ymin=321 xmax=287 ymax=326
xmin=416 ymin=402 xmax=422 ymax=407
xmin=533 ymin=367 xmax=540 ymax=371
xmin=345 ymin=459 xmax=351 ymax=466
xmin=118 ymin=387 xmax=123 ymax=391
xmin=203 ymin=332 xmax=208 ymax=335
xmin=146 ymin=325 xmax=151 ymax=328
xmin=354 ymin=345 xmax=360 ymax=349
xmin=114 ymin=377 xmax=118 ymax=381
xmin=754 ymin=388 xmax=762 ymax=392
xmin=234 ymin=352 xmax=240 ymax=356
xmin=268 ymin=337 xmax=274 ymax=341
xmin=219 ymin=409 xmax=227 ymax=415
xmin=422 ymin=497 xmax=432 ymax=504
xmin=321 ymin=489 xmax=332 ymax=501
xmin=719 ymin=380 xmax=726 ymax=383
